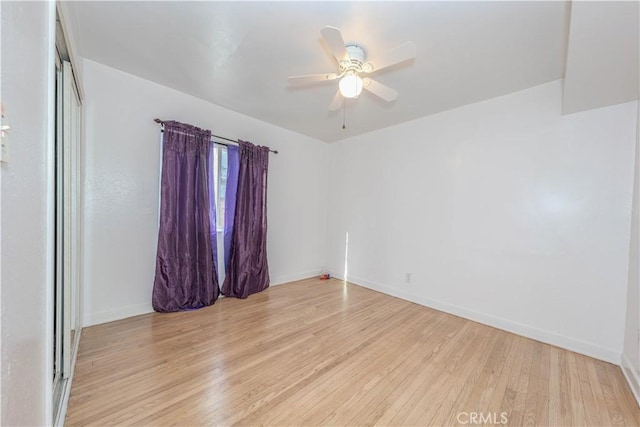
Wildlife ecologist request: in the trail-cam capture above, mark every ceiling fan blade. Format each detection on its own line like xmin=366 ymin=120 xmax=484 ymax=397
xmin=321 ymin=26 xmax=349 ymax=63
xmin=288 ymin=73 xmax=338 ymax=85
xmin=363 ymin=41 xmax=417 ymax=73
xmin=363 ymin=78 xmax=398 ymax=102
xmin=328 ymin=90 xmax=344 ymax=111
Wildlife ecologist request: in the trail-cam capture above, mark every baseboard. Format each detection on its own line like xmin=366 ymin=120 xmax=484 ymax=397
xmin=84 ymin=271 xmax=322 ymax=326
xmin=85 ymin=302 xmax=153 ymax=327
xmin=270 ymin=270 xmax=322 ymax=286
xmin=331 ymin=272 xmax=620 ymax=365
xmin=329 ymin=271 xmax=346 ymax=281
xmin=621 ymin=353 xmax=640 ymax=407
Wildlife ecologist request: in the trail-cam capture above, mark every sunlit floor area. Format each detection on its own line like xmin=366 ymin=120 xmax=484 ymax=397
xmin=66 ymin=278 xmax=639 ymax=426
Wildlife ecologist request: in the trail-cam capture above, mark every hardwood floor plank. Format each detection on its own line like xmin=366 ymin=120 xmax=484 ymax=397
xmin=548 ymin=346 xmax=563 ymax=426
xmin=604 ymin=363 xmax=640 ymax=426
xmin=501 ymin=337 xmax=534 ymax=426
xmin=576 ymin=353 xmax=603 ymax=426
xmin=65 ymin=278 xmax=640 ymax=426
xmin=521 ymin=341 xmax=543 ymax=426
xmin=585 ymin=355 xmax=613 ymax=426
xmin=566 ymin=351 xmax=587 ymax=425
xmin=533 ymin=344 xmax=551 ymax=426
xmin=484 ymin=333 xmax=521 ymax=421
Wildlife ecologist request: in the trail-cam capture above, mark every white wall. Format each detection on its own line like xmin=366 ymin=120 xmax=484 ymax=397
xmin=326 ymin=80 xmax=637 ymax=364
xmin=82 ymin=59 xmax=328 ymax=326
xmin=622 ymin=99 xmax=640 ymax=403
xmin=0 ymin=2 xmax=3 ymax=421
xmin=621 ymin=5 xmax=640 ymax=400
xmin=1 ymin=1 xmax=55 ymax=425
xmin=562 ymin=1 xmax=639 ymax=115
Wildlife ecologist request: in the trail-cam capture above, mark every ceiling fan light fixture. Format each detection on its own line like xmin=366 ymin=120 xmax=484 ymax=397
xmin=339 ymin=73 xmax=364 ymax=99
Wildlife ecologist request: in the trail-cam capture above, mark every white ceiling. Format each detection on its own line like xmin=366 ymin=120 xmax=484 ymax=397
xmin=562 ymin=1 xmax=639 ymax=115
xmin=66 ymin=1 xmax=572 ymax=142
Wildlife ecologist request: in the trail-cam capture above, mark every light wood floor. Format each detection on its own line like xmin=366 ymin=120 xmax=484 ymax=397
xmin=66 ymin=278 xmax=639 ymax=426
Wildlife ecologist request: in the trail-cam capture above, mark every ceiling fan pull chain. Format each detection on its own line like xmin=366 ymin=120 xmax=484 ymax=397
xmin=342 ymin=103 xmax=346 ymax=130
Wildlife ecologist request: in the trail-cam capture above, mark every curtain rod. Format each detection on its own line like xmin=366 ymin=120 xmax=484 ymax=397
xmin=153 ymin=118 xmax=278 ymax=154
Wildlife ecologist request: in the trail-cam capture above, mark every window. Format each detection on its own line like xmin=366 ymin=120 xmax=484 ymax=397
xmin=211 ymin=144 xmax=229 ymax=282
xmin=217 ymin=146 xmax=228 ymax=232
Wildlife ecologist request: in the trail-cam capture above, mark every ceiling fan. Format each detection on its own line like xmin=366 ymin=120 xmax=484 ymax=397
xmin=288 ymin=26 xmax=417 ymax=111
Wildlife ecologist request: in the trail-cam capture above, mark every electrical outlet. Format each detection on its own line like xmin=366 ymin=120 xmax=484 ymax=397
xmin=0 ymin=131 xmax=8 ymax=163
xmin=405 ymin=273 xmax=411 ymax=283
xmin=0 ymin=124 xmax=9 ymax=163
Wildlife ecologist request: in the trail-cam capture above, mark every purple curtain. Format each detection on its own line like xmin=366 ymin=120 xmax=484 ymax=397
xmin=222 ymin=140 xmax=270 ymax=298
xmin=223 ymin=145 xmax=239 ymax=270
xmin=152 ymin=121 xmax=219 ymax=312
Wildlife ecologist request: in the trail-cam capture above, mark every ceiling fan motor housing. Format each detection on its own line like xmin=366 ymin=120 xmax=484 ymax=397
xmin=341 ymin=45 xmax=366 ymax=71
